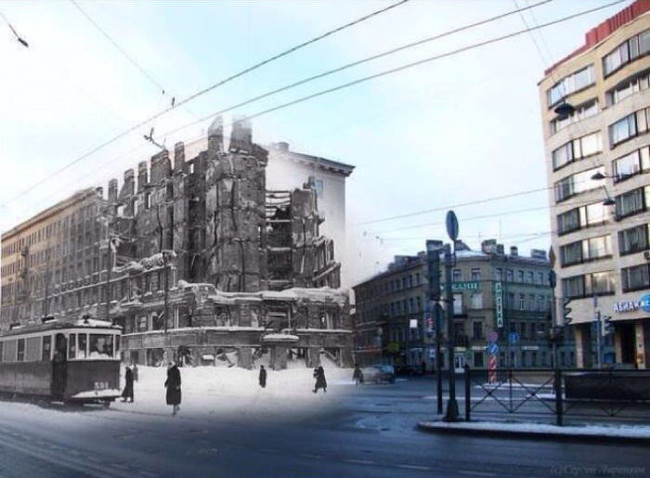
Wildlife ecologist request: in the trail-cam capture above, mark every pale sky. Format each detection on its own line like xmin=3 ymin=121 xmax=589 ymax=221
xmin=0 ymin=0 xmax=633 ymax=286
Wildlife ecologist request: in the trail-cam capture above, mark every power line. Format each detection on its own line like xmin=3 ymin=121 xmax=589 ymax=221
xmin=163 ymin=0 xmax=556 ymax=137
xmin=3 ymin=0 xmax=410 ymax=206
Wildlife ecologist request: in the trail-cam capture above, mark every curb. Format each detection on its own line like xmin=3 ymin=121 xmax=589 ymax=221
xmin=416 ymin=422 xmax=650 ymax=444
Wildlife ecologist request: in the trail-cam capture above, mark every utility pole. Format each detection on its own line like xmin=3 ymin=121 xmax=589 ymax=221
xmin=594 ymin=294 xmax=601 ymax=369
xmin=444 ymin=211 xmax=459 ymax=422
xmin=426 ymin=239 xmax=442 ymax=414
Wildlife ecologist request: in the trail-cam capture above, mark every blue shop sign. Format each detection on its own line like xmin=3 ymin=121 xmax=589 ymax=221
xmin=614 ymin=293 xmax=650 ymax=313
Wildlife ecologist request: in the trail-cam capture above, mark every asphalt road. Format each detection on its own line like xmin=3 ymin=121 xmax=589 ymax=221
xmin=0 ymin=377 xmax=647 ymax=478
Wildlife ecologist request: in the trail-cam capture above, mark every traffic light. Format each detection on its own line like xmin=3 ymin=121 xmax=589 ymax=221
xmin=562 ymin=298 xmax=573 ymax=325
xmin=602 ymin=315 xmax=613 ymax=336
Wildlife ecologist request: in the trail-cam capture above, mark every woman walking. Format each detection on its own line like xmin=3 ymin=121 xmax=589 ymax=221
xmin=121 ymin=366 xmax=134 ymax=402
xmin=165 ymin=362 xmax=182 ymax=415
xmin=259 ymin=365 xmax=267 ymax=388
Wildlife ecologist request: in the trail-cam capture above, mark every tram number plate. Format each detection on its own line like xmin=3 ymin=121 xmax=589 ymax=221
xmin=93 ymin=381 xmax=109 ymax=391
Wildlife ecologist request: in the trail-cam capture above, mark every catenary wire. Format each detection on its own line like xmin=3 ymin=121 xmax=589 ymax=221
xmin=2 ymin=0 xmax=410 ymax=207
xmin=2 ymin=0 xmax=623 ymax=233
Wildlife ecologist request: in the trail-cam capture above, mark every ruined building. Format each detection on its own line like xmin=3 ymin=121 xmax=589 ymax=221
xmin=1 ymin=117 xmax=353 ymax=369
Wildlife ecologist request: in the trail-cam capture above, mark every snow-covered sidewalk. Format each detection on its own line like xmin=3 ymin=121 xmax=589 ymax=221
xmin=418 ymin=419 xmax=650 ymax=442
xmin=111 ymin=362 xmax=355 ymax=419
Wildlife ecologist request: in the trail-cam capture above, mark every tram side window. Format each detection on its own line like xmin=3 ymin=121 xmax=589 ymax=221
xmin=68 ymin=333 xmax=76 ymax=359
xmin=89 ymin=334 xmax=113 ymax=358
xmin=17 ymin=339 xmax=25 ymax=362
xmin=78 ymin=334 xmax=87 ymax=359
xmin=26 ymin=337 xmax=40 ymax=361
xmin=3 ymin=340 xmax=16 ymax=362
xmin=42 ymin=335 xmax=52 ymax=361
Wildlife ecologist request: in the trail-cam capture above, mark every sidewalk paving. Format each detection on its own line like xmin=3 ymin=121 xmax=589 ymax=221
xmin=418 ymin=419 xmax=650 ymax=443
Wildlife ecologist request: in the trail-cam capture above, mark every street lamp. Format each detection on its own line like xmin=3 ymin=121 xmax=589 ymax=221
xmin=590 ymin=172 xmax=617 ymax=206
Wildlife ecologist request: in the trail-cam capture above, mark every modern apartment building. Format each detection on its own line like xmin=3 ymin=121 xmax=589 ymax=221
xmin=352 ymin=240 xmax=569 ymax=372
xmin=539 ymin=1 xmax=650 ymax=368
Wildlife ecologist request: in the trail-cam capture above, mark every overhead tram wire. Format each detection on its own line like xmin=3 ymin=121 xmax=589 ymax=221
xmin=69 ymin=0 xmax=198 ymax=118
xmin=159 ymin=0 xmax=626 ymax=154
xmin=20 ymin=0 xmax=614 ymax=219
xmin=3 ymin=0 xmax=410 ymax=207
xmin=4 ymin=1 xmax=622 ymax=231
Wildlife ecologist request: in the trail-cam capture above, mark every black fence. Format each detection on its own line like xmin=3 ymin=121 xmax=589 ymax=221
xmin=462 ymin=366 xmax=650 ymax=426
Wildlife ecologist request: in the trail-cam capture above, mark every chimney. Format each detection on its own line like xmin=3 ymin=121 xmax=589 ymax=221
xmin=229 ymin=116 xmax=252 ymax=152
xmin=207 ymin=116 xmax=223 ymax=153
xmin=510 ymin=246 xmax=519 ymax=256
xmin=174 ymin=141 xmax=186 ymax=172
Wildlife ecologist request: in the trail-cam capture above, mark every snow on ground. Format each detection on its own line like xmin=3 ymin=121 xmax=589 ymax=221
xmin=418 ymin=420 xmax=650 ymax=438
xmin=112 ymin=358 xmax=356 ymax=420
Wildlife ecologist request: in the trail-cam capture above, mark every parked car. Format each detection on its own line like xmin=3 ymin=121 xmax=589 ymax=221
xmin=395 ymin=364 xmax=424 ymax=377
xmin=361 ymin=365 xmax=396 ymax=384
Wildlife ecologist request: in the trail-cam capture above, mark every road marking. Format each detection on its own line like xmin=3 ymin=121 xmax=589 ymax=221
xmin=458 ymin=471 xmax=498 ymax=477
xmin=345 ymin=459 xmax=376 ymax=465
xmin=299 ymin=453 xmax=324 ymax=459
xmin=396 ymin=464 xmax=432 ymax=471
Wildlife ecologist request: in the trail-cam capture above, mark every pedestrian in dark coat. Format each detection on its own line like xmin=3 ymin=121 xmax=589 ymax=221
xmin=164 ymin=362 xmax=182 ymax=415
xmin=121 ymin=366 xmax=134 ymax=402
xmin=259 ymin=365 xmax=267 ymax=388
xmin=352 ymin=364 xmax=364 ymax=386
xmin=313 ymin=366 xmax=327 ymax=393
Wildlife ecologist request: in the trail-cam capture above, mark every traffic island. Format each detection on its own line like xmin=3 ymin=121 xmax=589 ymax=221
xmin=417 ymin=420 xmax=650 ymax=444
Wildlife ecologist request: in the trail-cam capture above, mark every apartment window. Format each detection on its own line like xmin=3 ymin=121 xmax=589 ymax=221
xmin=517 ymin=270 xmax=524 ymax=283
xmin=452 ymin=269 xmax=462 ymax=282
xmin=562 ymin=275 xmax=585 ymax=299
xmin=561 ymin=235 xmax=611 ymax=266
xmin=613 ymin=146 xmax=650 ymax=182
xmin=470 ymin=293 xmax=483 ymax=309
xmin=519 ymin=294 xmax=525 ymax=310
xmin=471 ymin=268 xmax=481 ymax=281
xmin=607 ymin=70 xmax=650 ymax=106
xmin=473 ymin=321 xmax=484 ymax=340
xmin=603 ymin=29 xmax=650 ymax=77
xmin=552 ymin=132 xmax=602 ymax=171
xmin=506 ymin=269 xmax=513 ymax=282
xmin=474 ymin=351 xmax=484 ymax=368
xmin=609 ymin=107 xmax=650 ymax=147
xmin=526 ymin=271 xmax=534 ymax=284
xmin=618 ymin=224 xmax=650 ymax=256
xmin=453 ymin=293 xmax=463 ymax=315
xmin=615 ymin=186 xmax=650 ymax=219
xmin=537 ymin=272 xmax=544 ymax=285
xmin=494 ymin=268 xmax=503 ymax=281
xmin=546 ymin=65 xmax=595 ymax=107
xmin=621 ymin=264 xmax=650 ymax=292
xmin=557 ymin=201 xmax=609 ymax=235
xmin=550 ymin=99 xmax=599 ymax=134
xmin=554 ymin=166 xmax=604 ymax=202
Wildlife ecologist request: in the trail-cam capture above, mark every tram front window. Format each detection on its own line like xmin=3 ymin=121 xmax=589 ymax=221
xmin=78 ymin=334 xmax=87 ymax=359
xmin=89 ymin=334 xmax=113 ymax=358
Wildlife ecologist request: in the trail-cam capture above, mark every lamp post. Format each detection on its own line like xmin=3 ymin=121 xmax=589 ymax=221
xmin=443 ymin=211 xmax=459 ymax=422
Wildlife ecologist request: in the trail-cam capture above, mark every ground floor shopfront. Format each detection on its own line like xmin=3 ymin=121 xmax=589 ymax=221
xmin=573 ymin=317 xmax=649 ymax=369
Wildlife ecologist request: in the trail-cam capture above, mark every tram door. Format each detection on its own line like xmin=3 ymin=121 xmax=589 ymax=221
xmin=51 ymin=333 xmax=67 ymax=399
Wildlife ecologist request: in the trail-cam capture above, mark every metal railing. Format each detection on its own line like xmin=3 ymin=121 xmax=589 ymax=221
xmin=463 ymin=366 xmax=650 ymax=426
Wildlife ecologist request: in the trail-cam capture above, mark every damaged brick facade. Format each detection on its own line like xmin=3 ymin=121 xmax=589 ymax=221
xmin=1 ymin=117 xmax=352 ymax=370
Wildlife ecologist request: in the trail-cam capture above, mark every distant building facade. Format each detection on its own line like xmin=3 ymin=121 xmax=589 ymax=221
xmin=1 ymin=117 xmax=353 ymax=370
xmin=353 ymin=240 xmax=574 ymax=371
xmin=539 ymin=1 xmax=650 ymax=368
